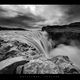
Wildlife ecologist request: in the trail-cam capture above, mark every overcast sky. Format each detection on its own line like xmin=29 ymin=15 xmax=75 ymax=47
xmin=0 ymin=5 xmax=80 ymax=30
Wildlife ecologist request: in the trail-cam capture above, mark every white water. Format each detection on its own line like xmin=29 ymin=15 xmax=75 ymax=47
xmin=50 ymin=46 xmax=80 ymax=67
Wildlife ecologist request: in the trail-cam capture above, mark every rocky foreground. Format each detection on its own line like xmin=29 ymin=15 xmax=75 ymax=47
xmin=0 ymin=31 xmax=80 ymax=74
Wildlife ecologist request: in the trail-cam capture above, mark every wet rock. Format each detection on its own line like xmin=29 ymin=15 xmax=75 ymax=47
xmin=16 ymin=59 xmax=59 ymax=74
xmin=49 ymin=55 xmax=80 ymax=74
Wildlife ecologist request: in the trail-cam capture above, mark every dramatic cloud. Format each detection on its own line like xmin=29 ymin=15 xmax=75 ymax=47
xmin=0 ymin=5 xmax=80 ymax=29
xmin=65 ymin=5 xmax=80 ymax=23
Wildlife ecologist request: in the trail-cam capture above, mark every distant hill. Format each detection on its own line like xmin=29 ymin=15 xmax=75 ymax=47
xmin=42 ymin=22 xmax=80 ymax=32
xmin=0 ymin=26 xmax=26 ymax=30
xmin=69 ymin=22 xmax=80 ymax=27
xmin=0 ymin=22 xmax=80 ymax=31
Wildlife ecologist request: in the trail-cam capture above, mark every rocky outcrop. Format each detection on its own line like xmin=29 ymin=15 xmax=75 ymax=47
xmin=16 ymin=55 xmax=80 ymax=74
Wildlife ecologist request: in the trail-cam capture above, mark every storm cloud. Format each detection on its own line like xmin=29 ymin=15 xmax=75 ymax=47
xmin=0 ymin=5 xmax=80 ymax=29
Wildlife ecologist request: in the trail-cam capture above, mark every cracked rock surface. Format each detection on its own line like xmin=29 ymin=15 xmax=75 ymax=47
xmin=15 ymin=55 xmax=80 ymax=74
